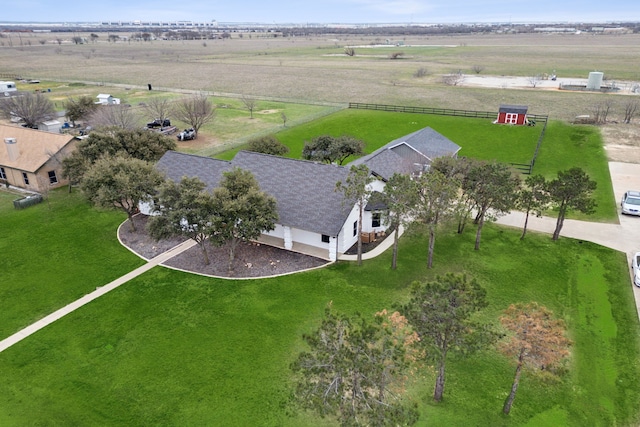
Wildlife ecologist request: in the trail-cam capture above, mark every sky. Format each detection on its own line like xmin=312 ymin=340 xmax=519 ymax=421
xmin=2 ymin=0 xmax=640 ymax=24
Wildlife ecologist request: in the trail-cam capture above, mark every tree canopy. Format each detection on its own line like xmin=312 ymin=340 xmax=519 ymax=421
xmin=0 ymin=92 xmax=55 ymax=128
xmin=147 ymin=176 xmax=217 ymax=264
xmin=245 ymin=135 xmax=289 ymax=156
xmin=64 ymin=95 xmax=98 ymax=126
xmin=81 ymin=155 xmax=165 ymax=231
xmin=499 ymin=302 xmax=571 ymax=414
xmin=172 ymin=93 xmax=215 ymax=138
xmin=209 ymin=168 xmax=278 ymax=272
xmin=547 ymin=167 xmax=597 ymax=240
xmin=302 ymin=135 xmax=365 ymax=165
xmin=291 ymin=306 xmax=419 ymax=426
xmin=401 ymin=273 xmax=497 ymax=402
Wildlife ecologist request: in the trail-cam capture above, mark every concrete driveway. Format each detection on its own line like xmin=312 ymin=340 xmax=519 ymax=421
xmin=497 ymin=161 xmax=640 ymax=317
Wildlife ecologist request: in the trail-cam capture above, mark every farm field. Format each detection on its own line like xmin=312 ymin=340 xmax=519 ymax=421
xmin=0 ymin=28 xmax=639 ymax=426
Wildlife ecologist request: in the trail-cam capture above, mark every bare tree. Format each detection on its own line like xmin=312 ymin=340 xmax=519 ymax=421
xmin=472 ymin=64 xmax=485 ymax=74
xmin=280 ymin=112 xmax=287 ymax=127
xmin=527 ymin=74 xmax=542 ymax=88
xmin=623 ymin=99 xmax=638 ymax=123
xmin=413 ymin=67 xmax=428 ymax=78
xmin=591 ymin=100 xmax=613 ymax=124
xmin=144 ymin=98 xmax=172 ymax=126
xmin=0 ymin=92 xmax=55 ymax=128
xmin=389 ymin=51 xmax=405 ymax=59
xmin=442 ymin=70 xmax=464 ymax=86
xmin=241 ymin=95 xmax=258 ymax=119
xmin=172 ymin=93 xmax=216 ymax=139
xmin=344 ymin=47 xmax=355 ymax=56
xmin=87 ymin=104 xmax=139 ymax=130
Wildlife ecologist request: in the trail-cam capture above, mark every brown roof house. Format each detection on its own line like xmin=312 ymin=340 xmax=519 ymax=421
xmin=0 ymin=124 xmax=76 ymax=192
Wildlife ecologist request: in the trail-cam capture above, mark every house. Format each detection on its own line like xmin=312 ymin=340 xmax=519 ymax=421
xmin=350 ymin=126 xmax=461 ymax=179
xmin=95 ymin=94 xmax=121 ymax=105
xmin=148 ymin=127 xmax=460 ymax=261
xmin=496 ymin=104 xmax=528 ymax=125
xmin=0 ymin=124 xmax=76 ymax=192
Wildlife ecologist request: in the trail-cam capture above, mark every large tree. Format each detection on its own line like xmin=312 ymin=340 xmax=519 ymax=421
xmin=64 ymin=95 xmax=98 ymax=126
xmin=245 ymin=135 xmax=289 ymax=156
xmin=291 ymin=306 xmax=419 ymax=427
xmin=172 ymin=92 xmax=216 ymax=138
xmin=464 ymin=161 xmax=520 ymax=250
xmin=147 ymin=177 xmax=217 ymax=264
xmin=499 ymin=302 xmax=571 ymax=415
xmin=87 ymin=104 xmax=139 ymax=130
xmin=401 ymin=273 xmax=497 ymax=402
xmin=335 ymin=164 xmax=374 ymax=266
xmin=379 ymin=172 xmax=419 ymax=270
xmin=547 ymin=167 xmax=597 ymax=240
xmin=63 ymin=127 xmax=176 ymax=187
xmin=81 ymin=155 xmax=165 ymax=232
xmin=302 ymin=135 xmax=365 ymax=165
xmin=0 ymin=92 xmax=55 ymax=128
xmin=415 ymin=167 xmax=460 ymax=268
xmin=209 ymin=168 xmax=278 ymax=272
xmin=516 ymin=174 xmax=549 ymax=240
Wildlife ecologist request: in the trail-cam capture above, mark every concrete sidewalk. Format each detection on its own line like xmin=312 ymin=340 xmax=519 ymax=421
xmin=0 ymin=239 xmax=196 ymax=354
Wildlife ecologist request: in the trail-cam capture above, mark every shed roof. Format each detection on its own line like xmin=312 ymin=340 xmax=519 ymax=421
xmin=499 ymin=104 xmax=528 ymax=114
xmin=0 ymin=124 xmax=75 ymax=173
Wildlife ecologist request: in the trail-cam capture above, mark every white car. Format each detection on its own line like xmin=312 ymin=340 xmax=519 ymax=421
xmin=621 ymin=190 xmax=640 ymax=216
xmin=633 ymin=252 xmax=640 ymax=287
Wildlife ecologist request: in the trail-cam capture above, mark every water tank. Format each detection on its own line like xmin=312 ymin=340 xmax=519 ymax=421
xmin=587 ymin=71 xmax=604 ymax=90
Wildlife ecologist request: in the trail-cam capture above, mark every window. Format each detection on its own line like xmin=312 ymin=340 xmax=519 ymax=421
xmin=22 ymin=172 xmax=29 ymax=185
xmin=372 ymin=212 xmax=381 ymax=228
xmin=505 ymin=113 xmax=518 ymax=124
xmin=0 ymin=167 xmax=6 ymax=180
xmin=353 ymin=220 xmax=358 ymax=237
xmin=321 ymin=234 xmax=330 ymax=243
xmin=48 ymin=170 xmax=58 ymax=185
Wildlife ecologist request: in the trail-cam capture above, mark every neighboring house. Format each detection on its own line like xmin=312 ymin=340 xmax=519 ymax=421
xmin=0 ymin=124 xmax=76 ymax=192
xmin=95 ymin=94 xmax=121 ymax=105
xmin=148 ymin=126 xmax=460 ymax=261
xmin=496 ymin=104 xmax=528 ymax=125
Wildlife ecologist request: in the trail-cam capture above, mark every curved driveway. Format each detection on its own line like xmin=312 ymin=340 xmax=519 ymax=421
xmin=496 ymin=162 xmax=640 ymax=317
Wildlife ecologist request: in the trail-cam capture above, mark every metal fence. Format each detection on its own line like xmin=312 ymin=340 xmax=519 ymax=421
xmin=348 ymin=102 xmax=549 ymax=175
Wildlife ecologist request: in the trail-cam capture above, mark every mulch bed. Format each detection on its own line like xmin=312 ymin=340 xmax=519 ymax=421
xmin=118 ymin=215 xmax=329 ymax=278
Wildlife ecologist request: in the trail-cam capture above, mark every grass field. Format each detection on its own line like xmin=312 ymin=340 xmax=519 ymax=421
xmin=0 ymin=190 xmax=638 ymax=426
xmin=217 ymin=108 xmax=616 ymax=221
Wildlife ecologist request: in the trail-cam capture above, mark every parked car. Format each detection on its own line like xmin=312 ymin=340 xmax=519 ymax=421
xmin=621 ymin=190 xmax=640 ymax=216
xmin=177 ymin=128 xmax=196 ymax=141
xmin=147 ymin=118 xmax=171 ymax=128
xmin=632 ymin=252 xmax=640 ymax=287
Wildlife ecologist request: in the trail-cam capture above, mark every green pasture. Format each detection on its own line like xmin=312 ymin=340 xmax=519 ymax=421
xmin=216 ymin=109 xmax=615 ymax=221
xmin=0 ymin=189 xmax=638 ymax=426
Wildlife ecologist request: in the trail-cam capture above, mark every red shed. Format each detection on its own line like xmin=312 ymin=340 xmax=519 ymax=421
xmin=497 ymin=104 xmax=528 ymax=125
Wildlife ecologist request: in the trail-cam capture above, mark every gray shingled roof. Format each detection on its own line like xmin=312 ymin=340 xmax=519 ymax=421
xmin=156 ymin=150 xmax=354 ymax=237
xmin=499 ymin=104 xmax=528 ymax=115
xmin=352 ymin=127 xmax=461 ymax=180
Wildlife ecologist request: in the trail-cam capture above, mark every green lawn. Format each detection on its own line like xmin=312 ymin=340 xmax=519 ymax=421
xmin=215 ymin=109 xmax=615 ymax=221
xmin=0 ymin=189 xmax=143 ymax=338
xmin=0 ymin=190 xmax=638 ymax=426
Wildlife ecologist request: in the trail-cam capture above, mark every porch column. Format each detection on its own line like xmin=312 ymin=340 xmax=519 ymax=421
xmin=329 ymin=236 xmax=337 ymax=262
xmin=283 ymin=226 xmax=293 ymax=250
